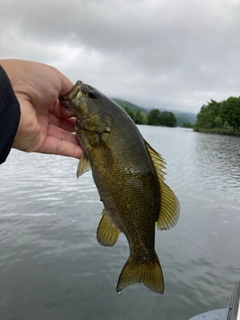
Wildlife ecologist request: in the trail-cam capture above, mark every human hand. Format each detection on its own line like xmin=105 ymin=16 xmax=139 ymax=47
xmin=1 ymin=59 xmax=83 ymax=159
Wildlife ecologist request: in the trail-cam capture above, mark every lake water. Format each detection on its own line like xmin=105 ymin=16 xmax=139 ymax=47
xmin=0 ymin=126 xmax=240 ymax=320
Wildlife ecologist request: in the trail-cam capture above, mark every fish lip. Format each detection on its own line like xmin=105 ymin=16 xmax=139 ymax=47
xmin=58 ymin=95 xmax=67 ymax=103
xmin=59 ymin=80 xmax=84 ymax=99
xmin=71 ymin=80 xmax=84 ymax=96
xmin=58 ymin=94 xmax=76 ymax=115
xmin=58 ymin=80 xmax=85 ymax=114
xmin=59 ymin=80 xmax=97 ymax=102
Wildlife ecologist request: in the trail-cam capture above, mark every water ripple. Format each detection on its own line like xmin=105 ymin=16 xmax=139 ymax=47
xmin=0 ymin=128 xmax=240 ymax=320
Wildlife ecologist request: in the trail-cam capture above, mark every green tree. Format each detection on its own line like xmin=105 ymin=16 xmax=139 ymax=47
xmin=147 ymin=109 xmax=161 ymax=125
xmin=159 ymin=111 xmax=177 ymax=127
xmin=220 ymin=97 xmax=240 ymax=132
xmin=182 ymin=122 xmax=193 ymax=128
xmin=195 ymin=100 xmax=221 ymax=129
xmin=135 ymin=110 xmax=147 ymax=124
xmin=166 ymin=111 xmax=177 ymax=127
xmin=213 ymin=115 xmax=222 ymax=128
xmin=124 ymin=107 xmax=135 ymax=121
xmin=194 ymin=96 xmax=240 ymax=134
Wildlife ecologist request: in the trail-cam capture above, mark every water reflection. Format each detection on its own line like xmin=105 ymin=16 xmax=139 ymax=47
xmin=194 ymin=133 xmax=240 ymax=192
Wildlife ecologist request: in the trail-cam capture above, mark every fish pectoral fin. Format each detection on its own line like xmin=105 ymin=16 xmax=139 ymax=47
xmin=76 ymin=153 xmax=91 ymax=178
xmin=95 ymin=138 xmax=114 ymax=168
xmin=144 ymin=139 xmax=180 ymax=230
xmin=157 ymin=181 xmax=180 ymax=230
xmin=117 ymin=252 xmax=164 ymax=294
xmin=96 ymin=209 xmax=121 ymax=247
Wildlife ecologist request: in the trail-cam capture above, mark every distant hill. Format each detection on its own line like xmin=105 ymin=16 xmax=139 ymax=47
xmin=112 ymin=98 xmax=197 ymax=126
xmin=174 ymin=112 xmax=197 ymax=126
xmin=112 ymin=98 xmax=144 ymax=113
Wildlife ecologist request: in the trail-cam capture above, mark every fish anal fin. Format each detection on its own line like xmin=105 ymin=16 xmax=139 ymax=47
xmin=76 ymin=153 xmax=91 ymax=178
xmin=96 ymin=209 xmax=121 ymax=247
xmin=157 ymin=181 xmax=180 ymax=230
xmin=116 ymin=253 xmax=164 ymax=294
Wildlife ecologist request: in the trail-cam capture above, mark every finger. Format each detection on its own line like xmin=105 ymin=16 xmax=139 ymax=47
xmin=51 ymin=99 xmax=74 ymax=118
xmin=37 ymin=136 xmax=83 ymax=159
xmin=47 ymin=123 xmax=79 ymax=145
xmin=56 ymin=69 xmax=73 ymax=96
xmin=48 ymin=112 xmax=76 ymax=132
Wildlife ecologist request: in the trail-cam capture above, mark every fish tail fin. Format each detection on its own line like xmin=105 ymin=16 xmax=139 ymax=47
xmin=116 ymin=252 xmax=164 ymax=294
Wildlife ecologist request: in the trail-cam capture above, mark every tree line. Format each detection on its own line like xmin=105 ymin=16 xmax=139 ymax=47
xmin=194 ymin=97 xmax=240 ymax=134
xmin=124 ymin=108 xmax=177 ymax=127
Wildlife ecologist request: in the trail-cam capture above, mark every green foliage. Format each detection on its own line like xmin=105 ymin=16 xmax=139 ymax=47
xmin=159 ymin=111 xmax=177 ymax=127
xmin=195 ymin=100 xmax=221 ymax=129
xmin=147 ymin=109 xmax=161 ymax=125
xmin=114 ymin=97 xmax=181 ymax=128
xmin=220 ymin=97 xmax=240 ymax=132
xmin=175 ymin=113 xmax=196 ymax=126
xmin=147 ymin=109 xmax=177 ymax=127
xmin=177 ymin=116 xmax=191 ymax=127
xmin=194 ymin=96 xmax=240 ymax=135
xmin=124 ymin=107 xmax=136 ymax=121
xmin=182 ymin=122 xmax=193 ymax=128
xmin=135 ymin=111 xmax=147 ymax=124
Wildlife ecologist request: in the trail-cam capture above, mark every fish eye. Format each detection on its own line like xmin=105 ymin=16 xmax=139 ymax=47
xmin=88 ymin=91 xmax=97 ymax=99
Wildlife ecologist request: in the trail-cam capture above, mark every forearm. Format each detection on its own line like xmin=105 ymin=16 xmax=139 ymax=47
xmin=0 ymin=65 xmax=21 ymax=164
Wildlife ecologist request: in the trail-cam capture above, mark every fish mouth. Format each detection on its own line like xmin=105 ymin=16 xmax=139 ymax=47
xmin=59 ymin=80 xmax=84 ymax=113
xmin=59 ymin=80 xmax=99 ymax=113
xmin=59 ymin=80 xmax=83 ymax=102
xmin=58 ymin=80 xmax=101 ymax=115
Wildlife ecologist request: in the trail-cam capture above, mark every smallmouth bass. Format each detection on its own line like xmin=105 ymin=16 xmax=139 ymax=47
xmin=59 ymin=81 xmax=180 ymax=294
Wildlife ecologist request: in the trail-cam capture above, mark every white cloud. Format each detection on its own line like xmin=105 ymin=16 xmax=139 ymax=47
xmin=1 ymin=0 xmax=240 ymax=113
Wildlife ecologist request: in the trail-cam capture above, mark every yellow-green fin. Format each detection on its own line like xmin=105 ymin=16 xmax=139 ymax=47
xmin=94 ymin=137 xmax=114 ymax=169
xmin=96 ymin=209 xmax=121 ymax=247
xmin=76 ymin=153 xmax=91 ymax=178
xmin=144 ymin=140 xmax=166 ymax=181
xmin=144 ymin=140 xmax=180 ymax=230
xmin=116 ymin=252 xmax=164 ymax=294
xmin=157 ymin=181 xmax=180 ymax=230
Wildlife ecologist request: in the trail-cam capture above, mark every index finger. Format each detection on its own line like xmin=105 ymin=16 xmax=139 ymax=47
xmin=55 ymin=67 xmax=73 ymax=96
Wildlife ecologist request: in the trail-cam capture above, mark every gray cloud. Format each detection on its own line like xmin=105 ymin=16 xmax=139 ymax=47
xmin=1 ymin=0 xmax=240 ymax=113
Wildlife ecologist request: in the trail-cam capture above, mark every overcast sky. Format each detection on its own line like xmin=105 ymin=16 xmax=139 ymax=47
xmin=1 ymin=0 xmax=240 ymax=114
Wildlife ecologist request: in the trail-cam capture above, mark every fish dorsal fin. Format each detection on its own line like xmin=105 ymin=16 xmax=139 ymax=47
xmin=76 ymin=153 xmax=91 ymax=178
xmin=144 ymin=140 xmax=166 ymax=181
xmin=96 ymin=208 xmax=121 ymax=247
xmin=144 ymin=140 xmax=180 ymax=230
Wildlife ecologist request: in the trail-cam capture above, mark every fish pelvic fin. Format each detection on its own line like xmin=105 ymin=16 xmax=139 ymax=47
xmin=144 ymin=140 xmax=180 ymax=230
xmin=96 ymin=209 xmax=121 ymax=247
xmin=76 ymin=153 xmax=91 ymax=178
xmin=116 ymin=253 xmax=164 ymax=294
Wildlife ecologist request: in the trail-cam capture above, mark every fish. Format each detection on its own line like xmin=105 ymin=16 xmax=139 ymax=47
xmin=59 ymin=81 xmax=180 ymax=294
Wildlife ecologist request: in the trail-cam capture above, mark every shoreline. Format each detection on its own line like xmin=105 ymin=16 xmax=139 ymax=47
xmin=194 ymin=128 xmax=240 ymax=137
